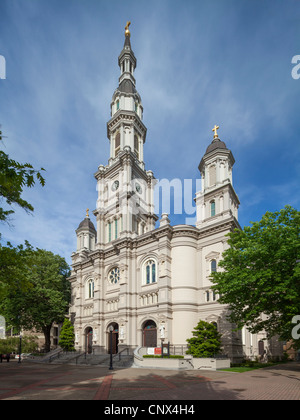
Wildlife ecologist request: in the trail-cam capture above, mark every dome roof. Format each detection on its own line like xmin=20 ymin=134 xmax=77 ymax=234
xmin=204 ymin=138 xmax=228 ymax=155
xmin=77 ymin=217 xmax=96 ymax=233
xmin=199 ymin=136 xmax=234 ymax=173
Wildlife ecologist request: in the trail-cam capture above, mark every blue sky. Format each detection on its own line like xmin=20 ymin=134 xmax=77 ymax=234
xmin=0 ymin=0 xmax=300 ymax=264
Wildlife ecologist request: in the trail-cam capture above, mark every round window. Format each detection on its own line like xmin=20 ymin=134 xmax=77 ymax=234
xmin=108 ymin=267 xmax=120 ymax=284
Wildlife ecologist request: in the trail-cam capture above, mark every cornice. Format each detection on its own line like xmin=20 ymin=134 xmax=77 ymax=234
xmin=107 ymin=111 xmax=147 ymax=138
xmin=203 ymin=182 xmax=240 ymax=205
xmin=94 ymin=148 xmax=152 ymax=181
xmin=70 ymin=217 xmax=240 ymax=271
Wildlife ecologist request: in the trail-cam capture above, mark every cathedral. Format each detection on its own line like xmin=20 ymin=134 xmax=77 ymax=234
xmin=68 ymin=23 xmax=280 ymax=362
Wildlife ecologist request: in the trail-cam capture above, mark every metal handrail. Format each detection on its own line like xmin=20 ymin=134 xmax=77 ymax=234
xmin=74 ymin=352 xmax=87 ymax=364
xmin=49 ymin=349 xmax=64 ymax=363
xmin=114 ymin=347 xmax=130 ymax=361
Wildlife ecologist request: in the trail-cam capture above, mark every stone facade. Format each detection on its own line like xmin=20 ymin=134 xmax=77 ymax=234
xmin=68 ymin=26 xmax=282 ymax=362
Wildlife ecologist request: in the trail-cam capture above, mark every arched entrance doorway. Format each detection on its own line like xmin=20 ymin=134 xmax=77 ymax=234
xmin=85 ymin=327 xmax=93 ymax=354
xmin=143 ymin=320 xmax=157 ymax=347
xmin=107 ymin=323 xmax=119 ymax=354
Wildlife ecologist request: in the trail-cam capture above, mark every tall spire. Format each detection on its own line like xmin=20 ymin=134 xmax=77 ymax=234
xmin=107 ymin=23 xmax=146 ymax=166
xmin=118 ymin=21 xmax=137 ymax=92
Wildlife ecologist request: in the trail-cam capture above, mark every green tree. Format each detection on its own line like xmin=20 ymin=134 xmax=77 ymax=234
xmin=186 ymin=320 xmax=222 ymax=357
xmin=0 ymin=335 xmax=38 ymax=355
xmin=59 ymin=318 xmax=75 ymax=352
xmin=0 ymin=249 xmax=71 ymax=353
xmin=0 ymin=241 xmax=33 ymax=299
xmin=0 ymin=134 xmax=45 ymax=225
xmin=211 ymin=205 xmax=300 ymax=348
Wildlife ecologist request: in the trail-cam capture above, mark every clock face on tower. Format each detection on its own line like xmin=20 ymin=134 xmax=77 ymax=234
xmin=111 ymin=180 xmax=119 ymax=191
xmin=135 ymin=182 xmax=142 ymax=194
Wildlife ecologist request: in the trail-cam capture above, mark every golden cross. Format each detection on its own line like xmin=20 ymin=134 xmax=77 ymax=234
xmin=212 ymin=125 xmax=220 ymax=138
xmin=86 ymin=208 xmax=89 ymax=218
xmin=125 ymin=21 xmax=131 ymax=36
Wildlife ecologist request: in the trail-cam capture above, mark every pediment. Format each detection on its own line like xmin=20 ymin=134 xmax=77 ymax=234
xmin=205 ymin=251 xmax=220 ymax=260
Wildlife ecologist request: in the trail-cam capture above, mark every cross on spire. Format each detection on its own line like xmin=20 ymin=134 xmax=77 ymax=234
xmin=212 ymin=125 xmax=220 ymax=138
xmin=125 ymin=21 xmax=131 ymax=37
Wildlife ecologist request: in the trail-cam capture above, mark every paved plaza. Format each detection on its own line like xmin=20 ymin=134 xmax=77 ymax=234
xmin=0 ymin=361 xmax=299 ymax=401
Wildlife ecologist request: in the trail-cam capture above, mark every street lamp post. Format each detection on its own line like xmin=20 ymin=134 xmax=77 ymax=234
xmin=109 ymin=325 xmax=114 ymax=370
xmin=18 ymin=334 xmax=22 ymax=364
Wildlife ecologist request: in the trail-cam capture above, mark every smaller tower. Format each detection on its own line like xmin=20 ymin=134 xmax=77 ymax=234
xmin=195 ymin=126 xmax=240 ymax=228
xmin=76 ymin=209 xmax=96 ymax=252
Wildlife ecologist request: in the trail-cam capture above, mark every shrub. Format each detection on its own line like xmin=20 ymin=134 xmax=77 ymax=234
xmin=186 ymin=320 xmax=222 ymax=358
xmin=58 ymin=318 xmax=75 ymax=352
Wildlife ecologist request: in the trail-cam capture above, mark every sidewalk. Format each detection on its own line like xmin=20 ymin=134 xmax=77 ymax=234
xmin=0 ymin=360 xmax=299 ymax=400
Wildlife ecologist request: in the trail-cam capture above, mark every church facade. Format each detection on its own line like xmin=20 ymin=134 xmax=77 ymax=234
xmin=68 ymin=24 xmax=280 ymax=361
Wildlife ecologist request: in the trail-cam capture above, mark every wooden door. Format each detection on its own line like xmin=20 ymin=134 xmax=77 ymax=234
xmin=143 ymin=323 xmax=157 ymax=347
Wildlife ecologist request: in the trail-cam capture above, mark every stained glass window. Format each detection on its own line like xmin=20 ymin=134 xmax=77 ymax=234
xmin=115 ymin=132 xmax=120 ymax=156
xmin=134 ymin=135 xmax=139 ymax=159
xmin=108 ymin=222 xmax=112 ymax=242
xmin=211 ymin=259 xmax=217 ymax=272
xmin=115 ymin=219 xmax=118 ymax=240
xmin=152 ymin=263 xmax=156 ymax=283
xmin=145 ymin=260 xmax=156 ymax=284
xmin=211 ymin=201 xmax=216 ymax=217
xmin=87 ymin=279 xmax=94 ymax=299
xmin=109 ymin=267 xmax=120 ymax=285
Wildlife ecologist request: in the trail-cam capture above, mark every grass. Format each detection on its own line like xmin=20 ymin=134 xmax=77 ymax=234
xmin=221 ymin=361 xmax=287 ymax=373
xmin=143 ymin=355 xmax=184 ymax=359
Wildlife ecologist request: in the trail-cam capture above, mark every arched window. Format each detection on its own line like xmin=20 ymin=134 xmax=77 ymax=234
xmin=108 ymin=267 xmax=120 ymax=285
xmin=144 ymin=259 xmax=157 ymax=285
xmin=210 ymin=201 xmax=216 ymax=217
xmin=209 ymin=165 xmax=216 ymax=186
xmin=114 ymin=219 xmax=118 ymax=240
xmin=206 ymin=290 xmax=210 ymax=302
xmin=86 ymin=279 xmax=94 ymax=299
xmin=108 ymin=221 xmax=112 ymax=242
xmin=115 ymin=132 xmax=120 ymax=156
xmin=211 ymin=259 xmax=217 ymax=273
xmin=134 ymin=135 xmax=139 ymax=159
xmin=116 ymin=99 xmax=120 ymax=110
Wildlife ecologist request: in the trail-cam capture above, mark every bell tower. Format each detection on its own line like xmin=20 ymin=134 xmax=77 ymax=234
xmin=94 ymin=23 xmax=158 ymax=245
xmin=195 ymin=125 xmax=240 ymax=228
xmin=107 ymin=21 xmax=147 ymax=170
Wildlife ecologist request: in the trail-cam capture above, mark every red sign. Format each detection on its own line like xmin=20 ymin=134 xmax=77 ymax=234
xmin=154 ymin=347 xmax=161 ymax=355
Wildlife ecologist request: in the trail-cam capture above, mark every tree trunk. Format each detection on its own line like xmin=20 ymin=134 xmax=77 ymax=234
xmin=42 ymin=325 xmax=52 ymax=353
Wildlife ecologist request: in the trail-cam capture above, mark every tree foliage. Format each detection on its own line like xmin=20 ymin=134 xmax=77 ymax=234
xmin=0 ymin=248 xmax=71 ymax=352
xmin=186 ymin=320 xmax=222 ymax=357
xmin=0 ymin=241 xmax=33 ymax=300
xmin=0 ymin=335 xmax=38 ymax=355
xmin=0 ymin=135 xmax=45 ymax=225
xmin=211 ymin=206 xmax=300 ymax=347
